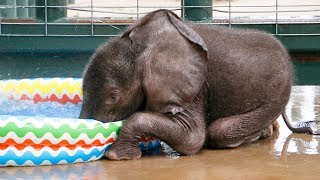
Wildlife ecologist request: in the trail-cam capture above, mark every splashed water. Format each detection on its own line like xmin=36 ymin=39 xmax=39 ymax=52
xmin=160 ymin=141 xmax=180 ymax=159
xmin=0 ymin=98 xmax=82 ymax=118
xmin=309 ymin=121 xmax=320 ymax=134
xmin=0 ymin=90 xmax=6 ymax=104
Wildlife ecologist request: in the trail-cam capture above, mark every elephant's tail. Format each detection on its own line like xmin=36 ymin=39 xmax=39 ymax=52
xmin=281 ymin=111 xmax=319 ymax=135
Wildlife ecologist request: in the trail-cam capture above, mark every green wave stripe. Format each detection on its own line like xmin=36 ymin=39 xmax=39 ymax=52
xmin=0 ymin=121 xmax=123 ymax=139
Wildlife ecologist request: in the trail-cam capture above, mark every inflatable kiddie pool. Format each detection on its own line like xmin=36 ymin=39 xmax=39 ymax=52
xmin=0 ymin=78 xmax=159 ymax=166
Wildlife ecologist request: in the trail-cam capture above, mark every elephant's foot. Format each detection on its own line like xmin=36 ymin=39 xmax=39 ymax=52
xmin=106 ymin=139 xmax=142 ymax=160
xmin=260 ymin=120 xmax=279 ymax=139
xmin=259 ymin=124 xmax=274 ymax=139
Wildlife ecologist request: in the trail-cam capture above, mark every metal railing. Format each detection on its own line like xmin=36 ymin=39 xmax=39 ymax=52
xmin=0 ymin=0 xmax=319 ymax=37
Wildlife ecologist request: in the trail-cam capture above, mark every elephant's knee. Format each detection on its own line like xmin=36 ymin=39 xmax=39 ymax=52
xmin=125 ymin=113 xmax=151 ymax=130
xmin=174 ymin=130 xmax=205 ymax=155
xmin=207 ymin=127 xmax=261 ymax=149
xmin=259 ymin=124 xmax=274 ymax=139
xmin=118 ymin=113 xmax=146 ymax=138
xmin=125 ymin=112 xmax=205 ymax=155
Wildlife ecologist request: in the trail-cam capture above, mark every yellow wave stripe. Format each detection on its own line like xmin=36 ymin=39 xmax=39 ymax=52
xmin=0 ymin=78 xmax=83 ymax=100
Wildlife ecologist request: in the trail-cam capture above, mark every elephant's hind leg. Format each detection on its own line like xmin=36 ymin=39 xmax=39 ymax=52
xmin=207 ymin=103 xmax=281 ymax=149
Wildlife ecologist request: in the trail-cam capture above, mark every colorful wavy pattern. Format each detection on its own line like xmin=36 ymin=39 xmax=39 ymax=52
xmin=1 ymin=145 xmax=108 ymax=166
xmin=0 ymin=78 xmax=82 ymax=104
xmin=0 ymin=115 xmax=159 ymax=166
xmin=0 ymin=78 xmax=160 ymax=166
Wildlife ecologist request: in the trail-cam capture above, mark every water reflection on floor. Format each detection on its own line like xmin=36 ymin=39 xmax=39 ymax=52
xmin=1 ymin=86 xmax=320 ymax=179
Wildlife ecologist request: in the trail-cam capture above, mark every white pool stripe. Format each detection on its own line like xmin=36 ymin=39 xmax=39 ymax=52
xmin=0 ymin=118 xmax=105 ymax=129
xmin=0 ymin=131 xmax=118 ymax=145
xmin=0 ymin=116 xmax=122 ymax=129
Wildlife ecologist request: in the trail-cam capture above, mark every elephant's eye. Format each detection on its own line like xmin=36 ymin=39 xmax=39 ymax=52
xmin=105 ymin=91 xmax=120 ymax=104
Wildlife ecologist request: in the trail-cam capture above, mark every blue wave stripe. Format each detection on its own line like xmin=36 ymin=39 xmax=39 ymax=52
xmin=0 ymin=145 xmax=110 ymax=166
xmin=139 ymin=140 xmax=161 ymax=150
xmin=0 ymin=140 xmax=160 ymax=166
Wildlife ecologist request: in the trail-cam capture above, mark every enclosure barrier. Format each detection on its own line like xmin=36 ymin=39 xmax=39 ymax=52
xmin=0 ymin=0 xmax=319 ymax=52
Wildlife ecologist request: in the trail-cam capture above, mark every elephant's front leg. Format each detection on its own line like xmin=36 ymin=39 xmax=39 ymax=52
xmin=106 ymin=112 xmax=206 ymax=160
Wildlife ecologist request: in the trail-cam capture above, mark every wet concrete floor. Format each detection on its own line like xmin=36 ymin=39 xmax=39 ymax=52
xmin=1 ymin=86 xmax=320 ymax=180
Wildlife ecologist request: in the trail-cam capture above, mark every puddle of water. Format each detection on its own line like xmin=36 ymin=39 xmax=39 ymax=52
xmin=274 ymin=86 xmax=320 ymax=157
xmin=0 ymin=99 xmax=82 ymax=118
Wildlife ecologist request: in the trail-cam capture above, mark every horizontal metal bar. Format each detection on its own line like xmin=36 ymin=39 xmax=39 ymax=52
xmin=66 ymin=8 xmax=180 ymax=15
xmin=1 ymin=18 xmax=319 ymax=25
xmin=0 ymin=34 xmax=119 ymax=37
xmin=0 ymin=23 xmax=46 ymax=25
xmin=197 ymin=21 xmax=320 ymax=25
xmin=276 ymin=33 xmax=320 ymax=36
xmin=0 ymin=22 xmax=127 ymax=25
xmin=0 ymin=22 xmax=132 ymax=26
xmin=212 ymin=9 xmax=320 ymax=14
xmin=1 ymin=5 xmax=319 ymax=15
xmin=65 ymin=7 xmax=320 ymax=15
xmin=91 ymin=34 xmax=119 ymax=37
xmin=47 ymin=34 xmax=119 ymax=37
xmin=0 ymin=34 xmax=46 ymax=37
xmin=0 ymin=5 xmax=181 ymax=8
xmin=2 ymin=32 xmax=320 ymax=37
xmin=1 ymin=4 xmax=320 ymax=8
xmin=1 ymin=20 xmax=319 ymax=26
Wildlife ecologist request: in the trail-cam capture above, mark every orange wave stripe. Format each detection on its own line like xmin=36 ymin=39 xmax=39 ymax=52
xmin=18 ymin=94 xmax=82 ymax=104
xmin=0 ymin=138 xmax=114 ymax=151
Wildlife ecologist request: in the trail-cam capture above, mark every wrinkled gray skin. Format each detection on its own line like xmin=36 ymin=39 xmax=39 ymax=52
xmin=80 ymin=9 xmax=295 ymax=160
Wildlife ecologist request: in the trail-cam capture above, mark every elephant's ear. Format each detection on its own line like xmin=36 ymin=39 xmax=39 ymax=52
xmin=167 ymin=12 xmax=208 ymax=52
xmin=121 ymin=10 xmax=160 ymax=38
xmin=138 ymin=11 xmax=208 ymax=115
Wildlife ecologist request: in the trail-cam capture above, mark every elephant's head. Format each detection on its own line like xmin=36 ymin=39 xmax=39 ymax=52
xmin=80 ymin=10 xmax=208 ymax=122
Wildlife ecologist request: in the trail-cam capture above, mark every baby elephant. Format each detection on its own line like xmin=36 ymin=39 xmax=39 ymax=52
xmin=80 ymin=9 xmax=295 ymax=160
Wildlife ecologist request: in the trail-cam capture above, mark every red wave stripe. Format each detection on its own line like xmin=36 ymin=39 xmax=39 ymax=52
xmin=48 ymin=94 xmax=82 ymax=104
xmin=19 ymin=94 xmax=32 ymax=101
xmin=18 ymin=94 xmax=82 ymax=104
xmin=33 ymin=94 xmax=49 ymax=103
xmin=0 ymin=138 xmax=114 ymax=151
